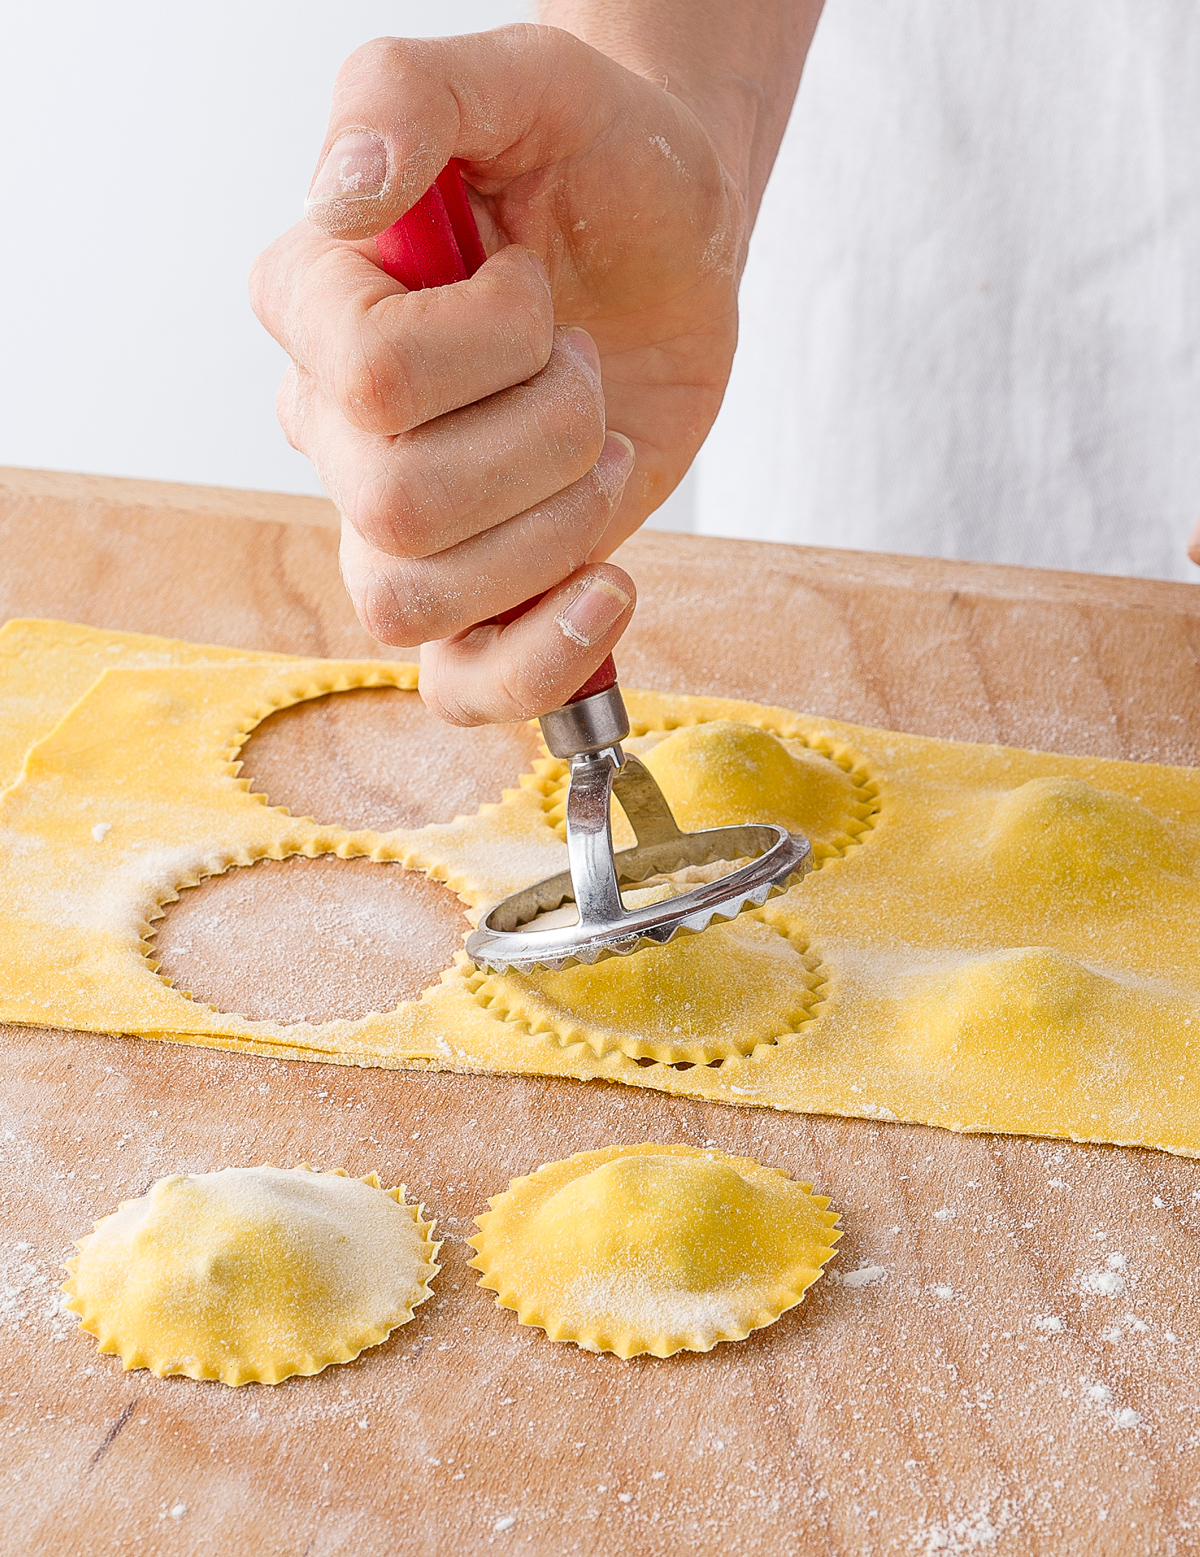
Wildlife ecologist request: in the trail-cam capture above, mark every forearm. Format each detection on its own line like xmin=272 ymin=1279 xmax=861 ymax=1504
xmin=539 ymin=0 xmax=823 ymax=222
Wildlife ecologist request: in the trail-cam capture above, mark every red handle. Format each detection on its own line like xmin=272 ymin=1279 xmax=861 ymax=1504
xmin=376 ymin=163 xmax=618 ymax=709
xmin=375 ymin=161 xmax=487 ymax=289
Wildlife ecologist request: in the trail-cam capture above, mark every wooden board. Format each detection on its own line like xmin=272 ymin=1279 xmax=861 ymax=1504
xmin=2 ymin=466 xmax=1200 ymax=1557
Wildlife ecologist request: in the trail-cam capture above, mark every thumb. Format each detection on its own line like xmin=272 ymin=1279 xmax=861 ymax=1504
xmin=418 ymin=564 xmax=636 ymax=726
xmin=303 ymin=25 xmax=608 ymax=241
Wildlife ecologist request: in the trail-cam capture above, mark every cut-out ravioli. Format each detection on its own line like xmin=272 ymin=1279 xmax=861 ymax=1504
xmin=62 ymin=1165 xmax=439 ymax=1386
xmin=469 ymin=1144 xmax=841 ymax=1358
xmin=472 ymin=911 xmax=824 ymax=1064
xmin=983 ymin=777 xmax=1192 ymax=898
xmin=640 ymin=720 xmax=870 ymax=859
xmin=895 ymin=947 xmax=1200 ymax=1144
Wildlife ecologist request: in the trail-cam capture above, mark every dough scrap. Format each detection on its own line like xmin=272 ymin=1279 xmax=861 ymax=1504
xmin=2 ymin=618 xmax=1200 ymax=1157
xmin=468 ymin=1143 xmax=841 ymax=1357
xmin=61 ymin=1164 xmax=440 ymax=1385
xmin=0 ymin=616 xmax=287 ymax=794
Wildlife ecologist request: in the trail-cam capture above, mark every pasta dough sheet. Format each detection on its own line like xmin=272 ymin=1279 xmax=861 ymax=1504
xmin=0 ymin=617 xmax=289 ymax=792
xmin=1 ymin=619 xmax=1197 ymax=1157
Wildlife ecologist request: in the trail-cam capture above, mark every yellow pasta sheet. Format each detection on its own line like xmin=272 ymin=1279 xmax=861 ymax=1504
xmin=0 ymin=617 xmax=289 ymax=792
xmin=0 ymin=620 xmax=1196 ymax=1156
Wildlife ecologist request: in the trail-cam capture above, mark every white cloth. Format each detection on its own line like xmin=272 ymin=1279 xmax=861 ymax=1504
xmin=697 ymin=0 xmax=1200 ymax=581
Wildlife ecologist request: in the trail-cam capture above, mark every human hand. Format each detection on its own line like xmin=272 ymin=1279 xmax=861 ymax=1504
xmin=251 ymin=24 xmax=747 ymax=724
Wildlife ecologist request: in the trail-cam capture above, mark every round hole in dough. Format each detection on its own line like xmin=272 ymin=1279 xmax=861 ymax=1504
xmin=239 ymin=686 xmax=542 ymax=832
xmin=152 ymin=855 xmax=469 ymax=1024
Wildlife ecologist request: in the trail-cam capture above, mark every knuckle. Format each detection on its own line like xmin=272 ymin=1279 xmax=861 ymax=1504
xmin=516 ymin=488 xmax=609 ymax=576
xmin=274 ymin=371 xmax=306 ymax=451
xmin=546 ymin=336 xmax=604 ymax=407
xmin=527 ymin=21 xmax=582 ymax=72
xmin=340 ymin=35 xmax=412 ymax=85
xmin=510 ymin=302 xmax=556 ymax=383
xmin=358 ymin=560 xmax=462 ymax=645
xmin=479 ymin=256 xmax=555 ymax=378
xmin=562 ymin=476 xmax=616 ymax=551
xmin=248 ymin=225 xmax=311 ymax=333
xmin=565 ymin=351 xmax=606 ymax=414
xmin=522 ymin=365 xmax=604 ymax=477
xmin=350 ymin=568 xmax=405 ymax=645
xmin=542 ymin=388 xmax=606 ymax=480
xmin=247 ymin=249 xmax=273 ymax=324
xmin=418 ymin=670 xmax=484 ymax=729
xmin=351 ymin=564 xmax=430 ymax=647
xmin=334 ymin=332 xmax=420 ymax=435
xmin=345 ymin=457 xmax=444 ymax=560
xmin=492 ymin=678 xmax=531 ymax=725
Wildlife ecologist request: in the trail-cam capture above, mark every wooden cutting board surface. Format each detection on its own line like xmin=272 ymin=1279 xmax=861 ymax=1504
xmin=3 ymin=466 xmax=1200 ymax=1557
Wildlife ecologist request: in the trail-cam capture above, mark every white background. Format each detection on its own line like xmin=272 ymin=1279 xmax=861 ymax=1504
xmin=0 ymin=5 xmax=565 ymax=505
xmin=705 ymin=1 xmax=1200 ymax=581
xmin=2 ymin=3 xmax=1196 ymax=573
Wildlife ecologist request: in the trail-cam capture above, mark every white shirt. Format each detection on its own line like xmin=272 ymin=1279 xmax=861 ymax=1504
xmin=697 ymin=0 xmax=1200 ymax=582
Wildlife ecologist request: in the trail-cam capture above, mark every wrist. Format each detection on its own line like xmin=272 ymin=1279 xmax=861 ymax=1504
xmin=538 ymin=2 xmax=820 ymax=224
xmin=674 ymin=74 xmax=767 ymax=218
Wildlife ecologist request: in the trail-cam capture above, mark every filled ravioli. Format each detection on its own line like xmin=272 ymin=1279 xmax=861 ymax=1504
xmin=475 ymin=908 xmax=824 ymax=1064
xmin=5 ymin=619 xmax=1200 ymax=1158
xmin=469 ymin=1143 xmax=841 ymax=1358
xmin=892 ymin=945 xmax=1200 ymax=1142
xmin=62 ymin=1164 xmax=440 ymax=1386
xmin=637 ymin=719 xmax=875 ymax=859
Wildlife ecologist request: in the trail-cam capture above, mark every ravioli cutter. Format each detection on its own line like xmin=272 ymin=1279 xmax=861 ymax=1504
xmin=373 ymin=163 xmax=814 ymax=973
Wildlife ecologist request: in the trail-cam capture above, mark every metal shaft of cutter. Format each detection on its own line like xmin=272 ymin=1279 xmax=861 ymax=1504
xmin=465 ymin=684 xmax=814 ymax=973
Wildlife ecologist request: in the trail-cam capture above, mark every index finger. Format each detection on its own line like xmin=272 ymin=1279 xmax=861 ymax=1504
xmin=250 ymin=225 xmax=554 ymax=436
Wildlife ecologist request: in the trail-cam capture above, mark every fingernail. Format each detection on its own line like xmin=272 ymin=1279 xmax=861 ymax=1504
xmin=556 ymin=575 xmax=632 ymax=648
xmin=595 ymin=432 xmax=635 ymax=505
xmin=521 ymin=248 xmax=550 ymax=287
xmin=307 ymin=130 xmax=388 ymax=211
xmin=561 ymin=326 xmax=601 ymax=378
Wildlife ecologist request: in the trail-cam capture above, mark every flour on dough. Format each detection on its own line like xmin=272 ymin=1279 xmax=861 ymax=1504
xmin=3 ymin=619 xmax=1199 ymax=1158
xmin=469 ymin=1143 xmax=841 ymax=1358
xmin=62 ymin=1165 xmax=440 ymax=1385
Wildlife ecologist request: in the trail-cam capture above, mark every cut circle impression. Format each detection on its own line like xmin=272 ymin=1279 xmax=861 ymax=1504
xmin=635 ymin=719 xmax=877 ymax=862
xmin=153 ymin=855 xmax=469 ymax=1025
xmin=471 ymin=909 xmax=825 ymax=1065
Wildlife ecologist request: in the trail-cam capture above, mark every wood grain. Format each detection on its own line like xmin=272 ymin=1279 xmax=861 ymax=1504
xmin=2 ymin=469 xmax=1200 ymax=1557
